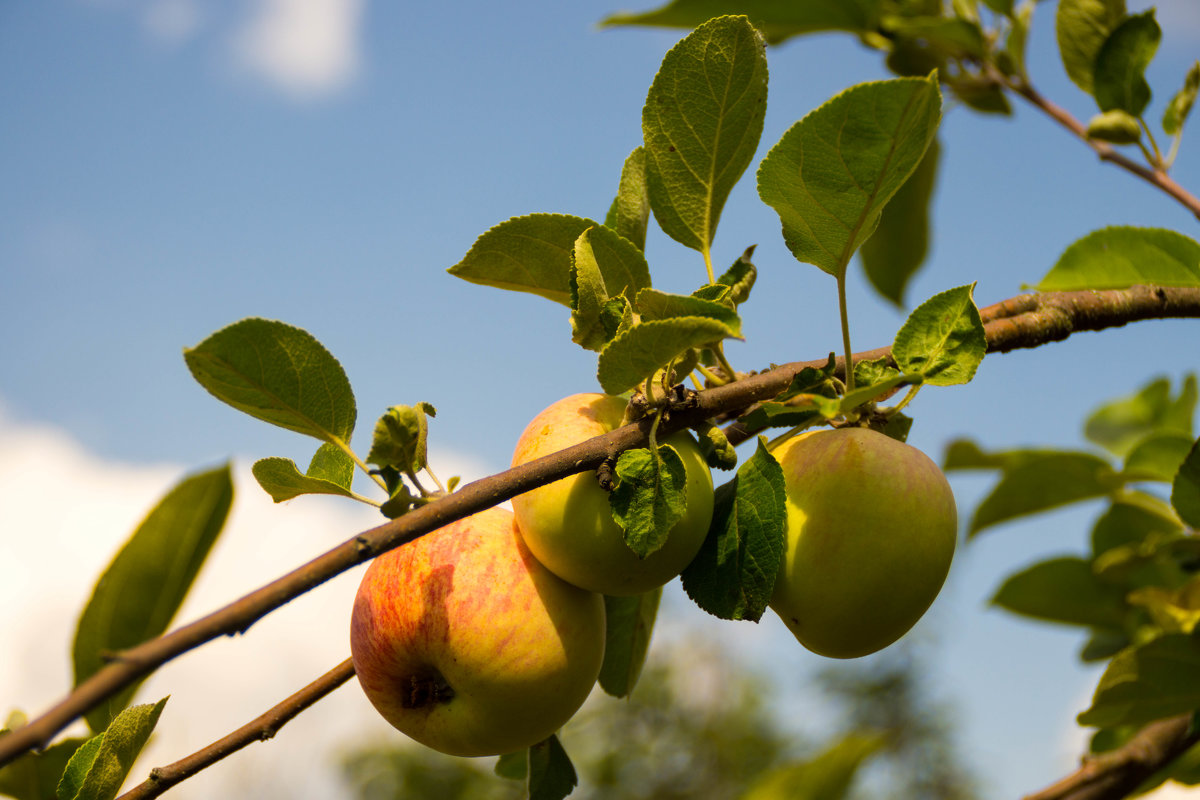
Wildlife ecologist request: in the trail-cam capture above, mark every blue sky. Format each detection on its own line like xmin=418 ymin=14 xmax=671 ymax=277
xmin=3 ymin=1 xmax=1200 ymax=798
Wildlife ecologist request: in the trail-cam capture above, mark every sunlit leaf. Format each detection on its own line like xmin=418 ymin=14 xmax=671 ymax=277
xmin=605 ymin=147 xmax=651 ymax=251
xmin=1085 ymin=374 xmax=1197 ymax=457
xmin=1078 ymin=634 xmax=1200 ymax=728
xmin=610 ymin=445 xmax=688 ymax=558
xmin=741 ymin=733 xmax=884 ymax=800
xmin=1056 ymin=0 xmax=1127 ymax=94
xmin=1093 ymin=10 xmax=1160 ymax=116
xmin=597 ymin=317 xmax=735 ymax=394
xmin=642 ymin=15 xmax=768 ymax=255
xmin=892 ymin=284 xmax=985 ymax=386
xmin=991 ymin=557 xmax=1127 ymax=628
xmin=600 ymin=0 xmax=880 ymax=45
xmin=58 ymin=698 xmax=168 ymax=800
xmin=1034 ymin=227 xmax=1200 ymax=290
xmin=1163 ymin=61 xmax=1200 ymax=136
xmin=252 ymin=443 xmax=356 ymax=503
xmin=969 ymin=451 xmax=1120 ymax=536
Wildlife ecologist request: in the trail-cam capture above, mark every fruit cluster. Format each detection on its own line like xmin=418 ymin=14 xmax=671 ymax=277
xmin=349 ymin=392 xmax=957 ymax=757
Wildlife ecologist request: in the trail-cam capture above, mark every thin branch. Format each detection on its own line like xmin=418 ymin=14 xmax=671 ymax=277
xmin=1 ymin=285 xmax=1198 ymax=768
xmin=116 ymin=659 xmax=356 ymax=800
xmin=1024 ymin=713 xmax=1200 ymax=800
xmin=993 ymin=68 xmax=1200 ymax=221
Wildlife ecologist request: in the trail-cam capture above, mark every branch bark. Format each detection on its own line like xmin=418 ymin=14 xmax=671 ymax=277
xmin=1 ymin=285 xmax=1198 ymax=769
xmin=1024 ymin=714 xmax=1200 ymax=800
xmin=116 ymin=659 xmax=356 ymax=800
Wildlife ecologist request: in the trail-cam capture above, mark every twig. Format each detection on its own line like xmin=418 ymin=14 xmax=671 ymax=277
xmin=1024 ymin=713 xmax=1200 ymax=800
xmin=1 ymin=285 xmax=1198 ymax=768
xmin=992 ymin=67 xmax=1200 ymax=221
xmin=116 ymin=659 xmax=356 ymax=800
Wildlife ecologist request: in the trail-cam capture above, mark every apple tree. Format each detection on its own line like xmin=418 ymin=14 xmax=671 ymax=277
xmin=3 ymin=2 xmax=1200 ymax=799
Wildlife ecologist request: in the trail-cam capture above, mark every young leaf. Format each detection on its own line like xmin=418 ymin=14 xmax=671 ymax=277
xmin=252 ymin=443 xmax=357 ymax=503
xmin=1078 ymin=634 xmax=1200 ymax=728
xmin=0 ymin=735 xmax=86 ymax=800
xmin=1126 ymin=577 xmax=1200 ymax=634
xmin=1173 ymin=438 xmax=1200 ymax=528
xmin=1086 ymin=109 xmax=1143 ymax=144
xmin=642 ymin=15 xmax=768 ymax=256
xmin=58 ymin=697 xmax=168 ymax=800
xmin=860 ymin=137 xmax=941 ymax=307
xmin=695 ymin=420 xmax=739 ymax=470
xmin=598 ymin=588 xmax=661 ymax=698
xmin=448 ymin=214 xmax=650 ymax=306
xmin=366 ymin=403 xmax=436 ymax=474
xmin=601 ymin=1 xmax=879 ymax=44
xmin=714 ymin=246 xmax=758 ymax=306
xmin=1163 ymin=61 xmax=1200 ymax=136
xmin=597 ymin=317 xmax=735 ymax=395
xmin=184 ymin=318 xmax=356 ymax=444
xmin=1055 ymin=0 xmax=1127 ymax=94
xmin=1093 ymin=10 xmax=1160 ymax=116
xmin=892 ymin=284 xmax=986 ymax=386
xmin=74 ymin=466 xmax=232 ymax=732
xmin=609 ymin=445 xmax=688 ymax=558
xmin=570 ymin=227 xmax=613 ymax=352
xmin=741 ymin=733 xmax=884 ymax=800
xmin=1034 ymin=227 xmax=1200 ymax=290
xmin=1002 ymin=2 xmax=1033 ymax=79
xmin=681 ymin=439 xmax=786 ymax=622
xmin=968 ymin=451 xmax=1120 ymax=536
xmin=635 ymin=288 xmax=743 ymax=336
xmin=604 ymin=147 xmax=650 ymax=251
xmin=991 ymin=557 xmax=1128 ymax=628
xmin=757 ymin=74 xmax=942 ymax=277
xmin=527 ymin=735 xmax=577 ymax=800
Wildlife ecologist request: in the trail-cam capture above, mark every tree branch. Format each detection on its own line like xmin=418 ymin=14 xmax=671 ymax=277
xmin=115 ymin=659 xmax=356 ymax=800
xmin=1 ymin=285 xmax=1197 ymax=768
xmin=1024 ymin=714 xmax=1200 ymax=800
xmin=993 ymin=68 xmax=1200 ymax=221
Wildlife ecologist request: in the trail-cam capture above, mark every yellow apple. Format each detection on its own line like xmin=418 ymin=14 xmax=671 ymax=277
xmin=349 ymin=506 xmax=606 ymax=757
xmin=511 ymin=393 xmax=714 ymax=596
xmin=770 ymin=427 xmax=957 ymax=659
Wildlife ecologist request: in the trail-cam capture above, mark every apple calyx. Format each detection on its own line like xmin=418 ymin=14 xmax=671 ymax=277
xmin=403 ymin=672 xmax=454 ymax=710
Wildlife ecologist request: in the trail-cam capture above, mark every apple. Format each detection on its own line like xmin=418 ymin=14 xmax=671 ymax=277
xmin=511 ymin=393 xmax=715 ymax=596
xmin=349 ymin=506 xmax=606 ymax=757
xmin=769 ymin=427 xmax=957 ymax=659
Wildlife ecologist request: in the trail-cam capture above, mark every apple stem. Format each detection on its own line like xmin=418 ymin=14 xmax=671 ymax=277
xmin=836 ymin=272 xmax=855 ymax=394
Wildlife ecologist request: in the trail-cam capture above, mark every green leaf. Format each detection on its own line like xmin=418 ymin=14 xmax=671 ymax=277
xmin=695 ymin=420 xmax=739 ymax=470
xmin=1093 ymin=10 xmax=1160 ymax=116
xmin=860 ymin=137 xmax=940 ymax=306
xmin=570 ymin=230 xmax=614 ymax=352
xmin=1092 ymin=493 xmax=1184 ymax=556
xmin=598 ymin=588 xmax=661 ymax=698
xmin=714 ymin=246 xmax=758 ymax=305
xmin=882 ymin=16 xmax=987 ymax=59
xmin=494 ymin=751 xmax=527 ymax=781
xmin=737 ymin=402 xmax=823 ymax=432
xmin=1086 ymin=109 xmax=1143 ymax=143
xmin=757 ymin=75 xmax=942 ymax=277
xmin=252 ymin=444 xmax=357 ymax=503
xmin=58 ymin=698 xmax=168 ymax=800
xmin=1035 ymin=227 xmax=1200 ymax=290
xmin=1163 ymin=61 xmax=1200 ymax=136
xmin=597 ymin=317 xmax=735 ymax=395
xmin=740 ymin=733 xmax=884 ymax=800
xmin=949 ymin=76 xmax=1013 ymax=115
xmin=1173 ymin=438 xmax=1200 ymax=528
xmin=448 ymin=214 xmax=651 ymax=306
xmin=0 ymin=735 xmax=87 ymax=800
xmin=991 ymin=556 xmax=1128 ymax=628
xmin=1002 ymin=2 xmax=1033 ymax=79
xmin=1085 ymin=374 xmax=1197 ymax=457
xmin=605 ymin=147 xmax=651 ymax=252
xmin=1078 ymin=634 xmax=1200 ymax=728
xmin=1124 ymin=432 xmax=1195 ymax=483
xmin=600 ymin=0 xmax=880 ymax=45
xmin=527 ymin=735 xmax=577 ymax=800
xmin=681 ymin=439 xmax=786 ymax=622
xmin=1127 ymin=576 xmax=1200 ymax=634
xmin=366 ymin=403 xmax=436 ymax=474
xmin=1055 ymin=0 xmax=1127 ymax=94
xmin=642 ymin=15 xmax=768 ymax=256
xmin=184 ymin=318 xmax=356 ymax=444
xmin=73 ymin=467 xmax=232 ymax=732
xmin=968 ymin=451 xmax=1120 ymax=536
xmin=635 ymin=288 xmax=743 ymax=336
xmin=892 ymin=284 xmax=986 ymax=386
xmin=610 ymin=445 xmax=688 ymax=558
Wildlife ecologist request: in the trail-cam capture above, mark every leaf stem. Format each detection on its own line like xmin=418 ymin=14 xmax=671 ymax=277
xmin=836 ymin=273 xmax=856 ymax=394
xmin=702 ymin=247 xmax=716 ymax=284
xmin=694 ymin=363 xmax=727 ymax=386
xmin=889 ymin=384 xmax=923 ymax=414
xmin=335 ymin=440 xmax=389 ymax=493
xmin=712 ymin=342 xmax=739 ymax=384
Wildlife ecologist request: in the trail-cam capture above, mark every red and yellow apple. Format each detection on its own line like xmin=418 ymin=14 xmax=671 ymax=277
xmin=769 ymin=427 xmax=957 ymax=659
xmin=511 ymin=393 xmax=714 ymax=596
xmin=349 ymin=506 xmax=606 ymax=757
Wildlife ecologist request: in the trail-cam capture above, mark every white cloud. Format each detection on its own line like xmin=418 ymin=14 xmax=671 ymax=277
xmin=231 ymin=0 xmax=366 ymax=99
xmin=0 ymin=408 xmax=492 ymax=797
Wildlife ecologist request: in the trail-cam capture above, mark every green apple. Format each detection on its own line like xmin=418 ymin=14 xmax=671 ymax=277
xmin=511 ymin=393 xmax=714 ymax=596
xmin=769 ymin=427 xmax=957 ymax=659
xmin=349 ymin=506 xmax=606 ymax=757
